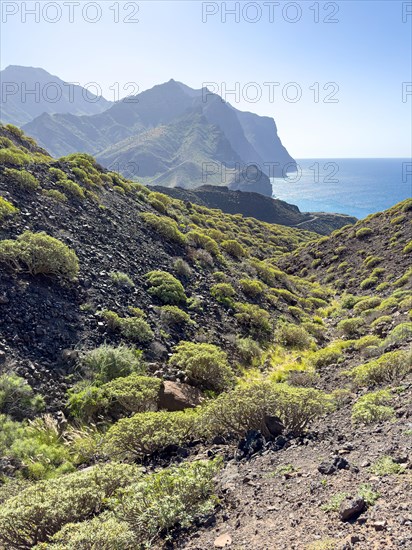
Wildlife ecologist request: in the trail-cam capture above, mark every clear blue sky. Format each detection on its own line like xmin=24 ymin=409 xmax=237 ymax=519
xmin=1 ymin=0 xmax=411 ymax=157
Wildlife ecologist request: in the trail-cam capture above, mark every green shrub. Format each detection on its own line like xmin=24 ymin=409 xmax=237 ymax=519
xmin=355 ymin=227 xmax=373 ymax=239
xmin=68 ymin=375 xmax=161 ymax=421
xmin=360 ymin=276 xmax=378 ymax=290
xmin=275 ymin=322 xmax=311 ymax=350
xmin=42 ymin=189 xmax=67 ymax=202
xmin=200 ymin=381 xmax=332 ymax=438
xmin=210 ymin=282 xmax=236 ymax=306
xmin=403 ymin=241 xmax=412 ymax=254
xmin=369 ymin=456 xmax=405 ymax=475
xmin=337 ymin=317 xmax=364 ymax=338
xmin=385 ymin=322 xmax=412 ymax=344
xmin=364 ymin=255 xmax=382 ymax=268
xmin=159 ymin=305 xmax=191 ymax=327
xmin=0 ymin=147 xmax=30 ymax=166
xmin=347 ymin=350 xmax=412 ymax=386
xmin=140 ymin=213 xmax=186 ymax=246
xmin=352 ymin=390 xmax=395 ymax=424
xmin=0 ymin=231 xmax=79 ymax=280
xmin=169 ymin=341 xmax=234 ymax=392
xmin=173 ymin=258 xmax=192 ymax=278
xmin=102 ymin=311 xmax=154 ymax=344
xmin=145 ymin=270 xmax=187 ymax=305
xmin=221 ymin=239 xmax=247 ymax=258
xmin=81 ymin=344 xmax=144 ymax=384
xmin=353 ymin=296 xmax=381 ymax=313
xmin=235 ymin=302 xmax=272 ymax=341
xmin=0 ymin=374 xmax=45 ymax=419
xmin=109 ymin=271 xmax=135 ymax=288
xmin=0 ymin=196 xmax=18 ymax=222
xmin=235 ymin=337 xmax=262 ymax=365
xmin=187 ymin=231 xmax=219 ymax=256
xmin=3 ymin=167 xmax=39 ymax=190
xmin=309 ymin=346 xmax=342 ymax=368
xmin=239 ymin=278 xmax=265 ymax=298
xmin=0 ymin=463 xmax=139 ymax=548
xmin=104 ymin=410 xmax=198 ymax=459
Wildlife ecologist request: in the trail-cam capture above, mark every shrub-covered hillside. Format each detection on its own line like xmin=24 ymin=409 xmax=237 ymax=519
xmin=0 ymin=124 xmax=411 ymax=549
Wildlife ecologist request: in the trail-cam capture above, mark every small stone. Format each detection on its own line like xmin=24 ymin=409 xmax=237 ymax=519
xmin=214 ymin=533 xmax=232 ymax=548
xmin=339 ymin=497 xmax=365 ymax=521
xmin=372 ymin=520 xmax=387 ymax=531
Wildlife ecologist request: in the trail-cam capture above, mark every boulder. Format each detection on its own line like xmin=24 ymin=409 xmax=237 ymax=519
xmin=158 ymin=380 xmax=204 ymax=411
xmin=264 ymin=415 xmax=284 ymax=437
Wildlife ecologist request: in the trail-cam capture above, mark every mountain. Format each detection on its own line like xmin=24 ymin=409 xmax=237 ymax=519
xmin=0 ymin=126 xmax=411 ymax=548
xmin=22 ymin=78 xmax=295 ymax=194
xmin=0 ymin=65 xmax=112 ymax=126
xmin=152 ymin=184 xmax=357 ymax=235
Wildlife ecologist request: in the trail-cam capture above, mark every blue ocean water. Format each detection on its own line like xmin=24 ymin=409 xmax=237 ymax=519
xmin=271 ymin=159 xmax=412 ymax=219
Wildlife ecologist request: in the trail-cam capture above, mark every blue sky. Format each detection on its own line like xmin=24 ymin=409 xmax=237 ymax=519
xmin=1 ymin=0 xmax=411 ymax=157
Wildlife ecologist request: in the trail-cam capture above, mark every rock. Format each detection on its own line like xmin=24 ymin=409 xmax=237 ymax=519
xmin=214 ymin=533 xmax=232 ymax=548
xmin=0 ymin=350 xmax=6 ymax=364
xmin=264 ymin=415 xmax=284 ymax=437
xmin=339 ymin=497 xmax=365 ymax=521
xmin=236 ymin=430 xmax=265 ymax=460
xmin=371 ymin=520 xmax=387 ymax=531
xmin=158 ymin=380 xmax=204 ymax=411
xmin=318 ymin=455 xmax=349 ymax=475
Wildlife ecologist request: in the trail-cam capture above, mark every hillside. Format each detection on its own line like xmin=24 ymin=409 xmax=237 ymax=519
xmin=0 ymin=125 xmax=411 ymax=549
xmin=0 ymin=65 xmax=111 ymax=126
xmin=22 ymin=78 xmax=295 ymax=192
xmin=152 ymin=184 xmax=357 ymax=235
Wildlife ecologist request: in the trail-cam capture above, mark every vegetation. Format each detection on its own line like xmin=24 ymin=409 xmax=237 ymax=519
xmin=3 ymin=167 xmax=39 ymax=190
xmin=145 ymin=270 xmax=187 ymax=304
xmin=0 ymin=231 xmax=79 ymax=280
xmin=0 ymin=196 xmax=18 ymax=222
xmin=352 ymin=390 xmax=395 ymax=424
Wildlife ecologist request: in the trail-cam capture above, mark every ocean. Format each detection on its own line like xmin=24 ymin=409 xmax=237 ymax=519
xmin=271 ymin=158 xmax=412 ymax=219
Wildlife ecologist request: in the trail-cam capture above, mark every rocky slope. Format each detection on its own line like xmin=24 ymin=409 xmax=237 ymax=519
xmin=0 ymin=124 xmax=411 ymax=549
xmin=152 ymin=184 xmax=357 ymax=235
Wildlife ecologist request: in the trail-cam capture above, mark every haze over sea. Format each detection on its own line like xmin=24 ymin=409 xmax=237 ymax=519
xmin=272 ymin=158 xmax=412 ymax=219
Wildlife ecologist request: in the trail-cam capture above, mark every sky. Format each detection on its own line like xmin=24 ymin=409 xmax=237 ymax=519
xmin=1 ymin=0 xmax=411 ymax=158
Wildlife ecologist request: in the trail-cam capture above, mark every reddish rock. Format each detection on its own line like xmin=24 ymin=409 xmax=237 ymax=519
xmin=158 ymin=381 xmax=204 ymax=411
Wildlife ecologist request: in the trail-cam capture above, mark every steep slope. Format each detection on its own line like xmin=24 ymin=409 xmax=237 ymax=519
xmin=152 ymin=184 xmax=357 ymax=235
xmin=0 ymin=126 xmax=410 ymax=550
xmin=22 ymin=78 xmax=295 ymax=191
xmin=0 ymin=65 xmax=111 ymax=126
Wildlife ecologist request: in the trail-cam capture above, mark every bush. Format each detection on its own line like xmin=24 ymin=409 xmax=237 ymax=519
xmin=109 ymin=271 xmax=135 ymax=288
xmin=0 ymin=148 xmax=30 ymax=166
xmin=239 ymin=278 xmax=265 ymax=299
xmin=0 ymin=374 xmax=45 ymax=419
xmin=159 ymin=305 xmax=191 ymax=327
xmin=81 ymin=344 xmax=144 ymax=384
xmin=347 ymin=350 xmax=412 ymax=386
xmin=104 ymin=410 xmax=198 ymax=459
xmin=275 ymin=322 xmax=311 ymax=350
xmin=309 ymin=346 xmax=342 ymax=368
xmin=0 ymin=463 xmax=139 ymax=548
xmin=140 ymin=213 xmax=186 ymax=246
xmin=235 ymin=337 xmax=262 ymax=365
xmin=145 ymin=270 xmax=187 ymax=305
xmin=3 ymin=167 xmax=39 ymax=190
xmin=360 ymin=276 xmax=378 ymax=290
xmin=385 ymin=322 xmax=412 ymax=344
xmin=221 ymin=239 xmax=247 ymax=258
xmin=353 ymin=296 xmax=381 ymax=313
xmin=364 ymin=255 xmax=382 ymax=268
xmin=68 ymin=374 xmax=161 ymax=421
xmin=337 ymin=317 xmax=364 ymax=338
xmin=352 ymin=390 xmax=395 ymax=424
xmin=0 ymin=231 xmax=79 ymax=280
xmin=117 ymin=459 xmax=220 ymax=544
xmin=173 ymin=258 xmax=192 ymax=278
xmin=403 ymin=241 xmax=412 ymax=254
xmin=0 ymin=196 xmax=18 ymax=222
xmin=355 ymin=227 xmax=373 ymax=239
xmin=200 ymin=381 xmax=332 ymax=438
xmin=42 ymin=189 xmax=67 ymax=202
xmin=169 ymin=341 xmax=234 ymax=392
xmin=101 ymin=311 xmax=154 ymax=344
xmin=235 ymin=302 xmax=272 ymax=341
xmin=369 ymin=456 xmax=405 ymax=475
xmin=186 ymin=231 xmax=220 ymax=256
xmin=210 ymin=282 xmax=236 ymax=306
